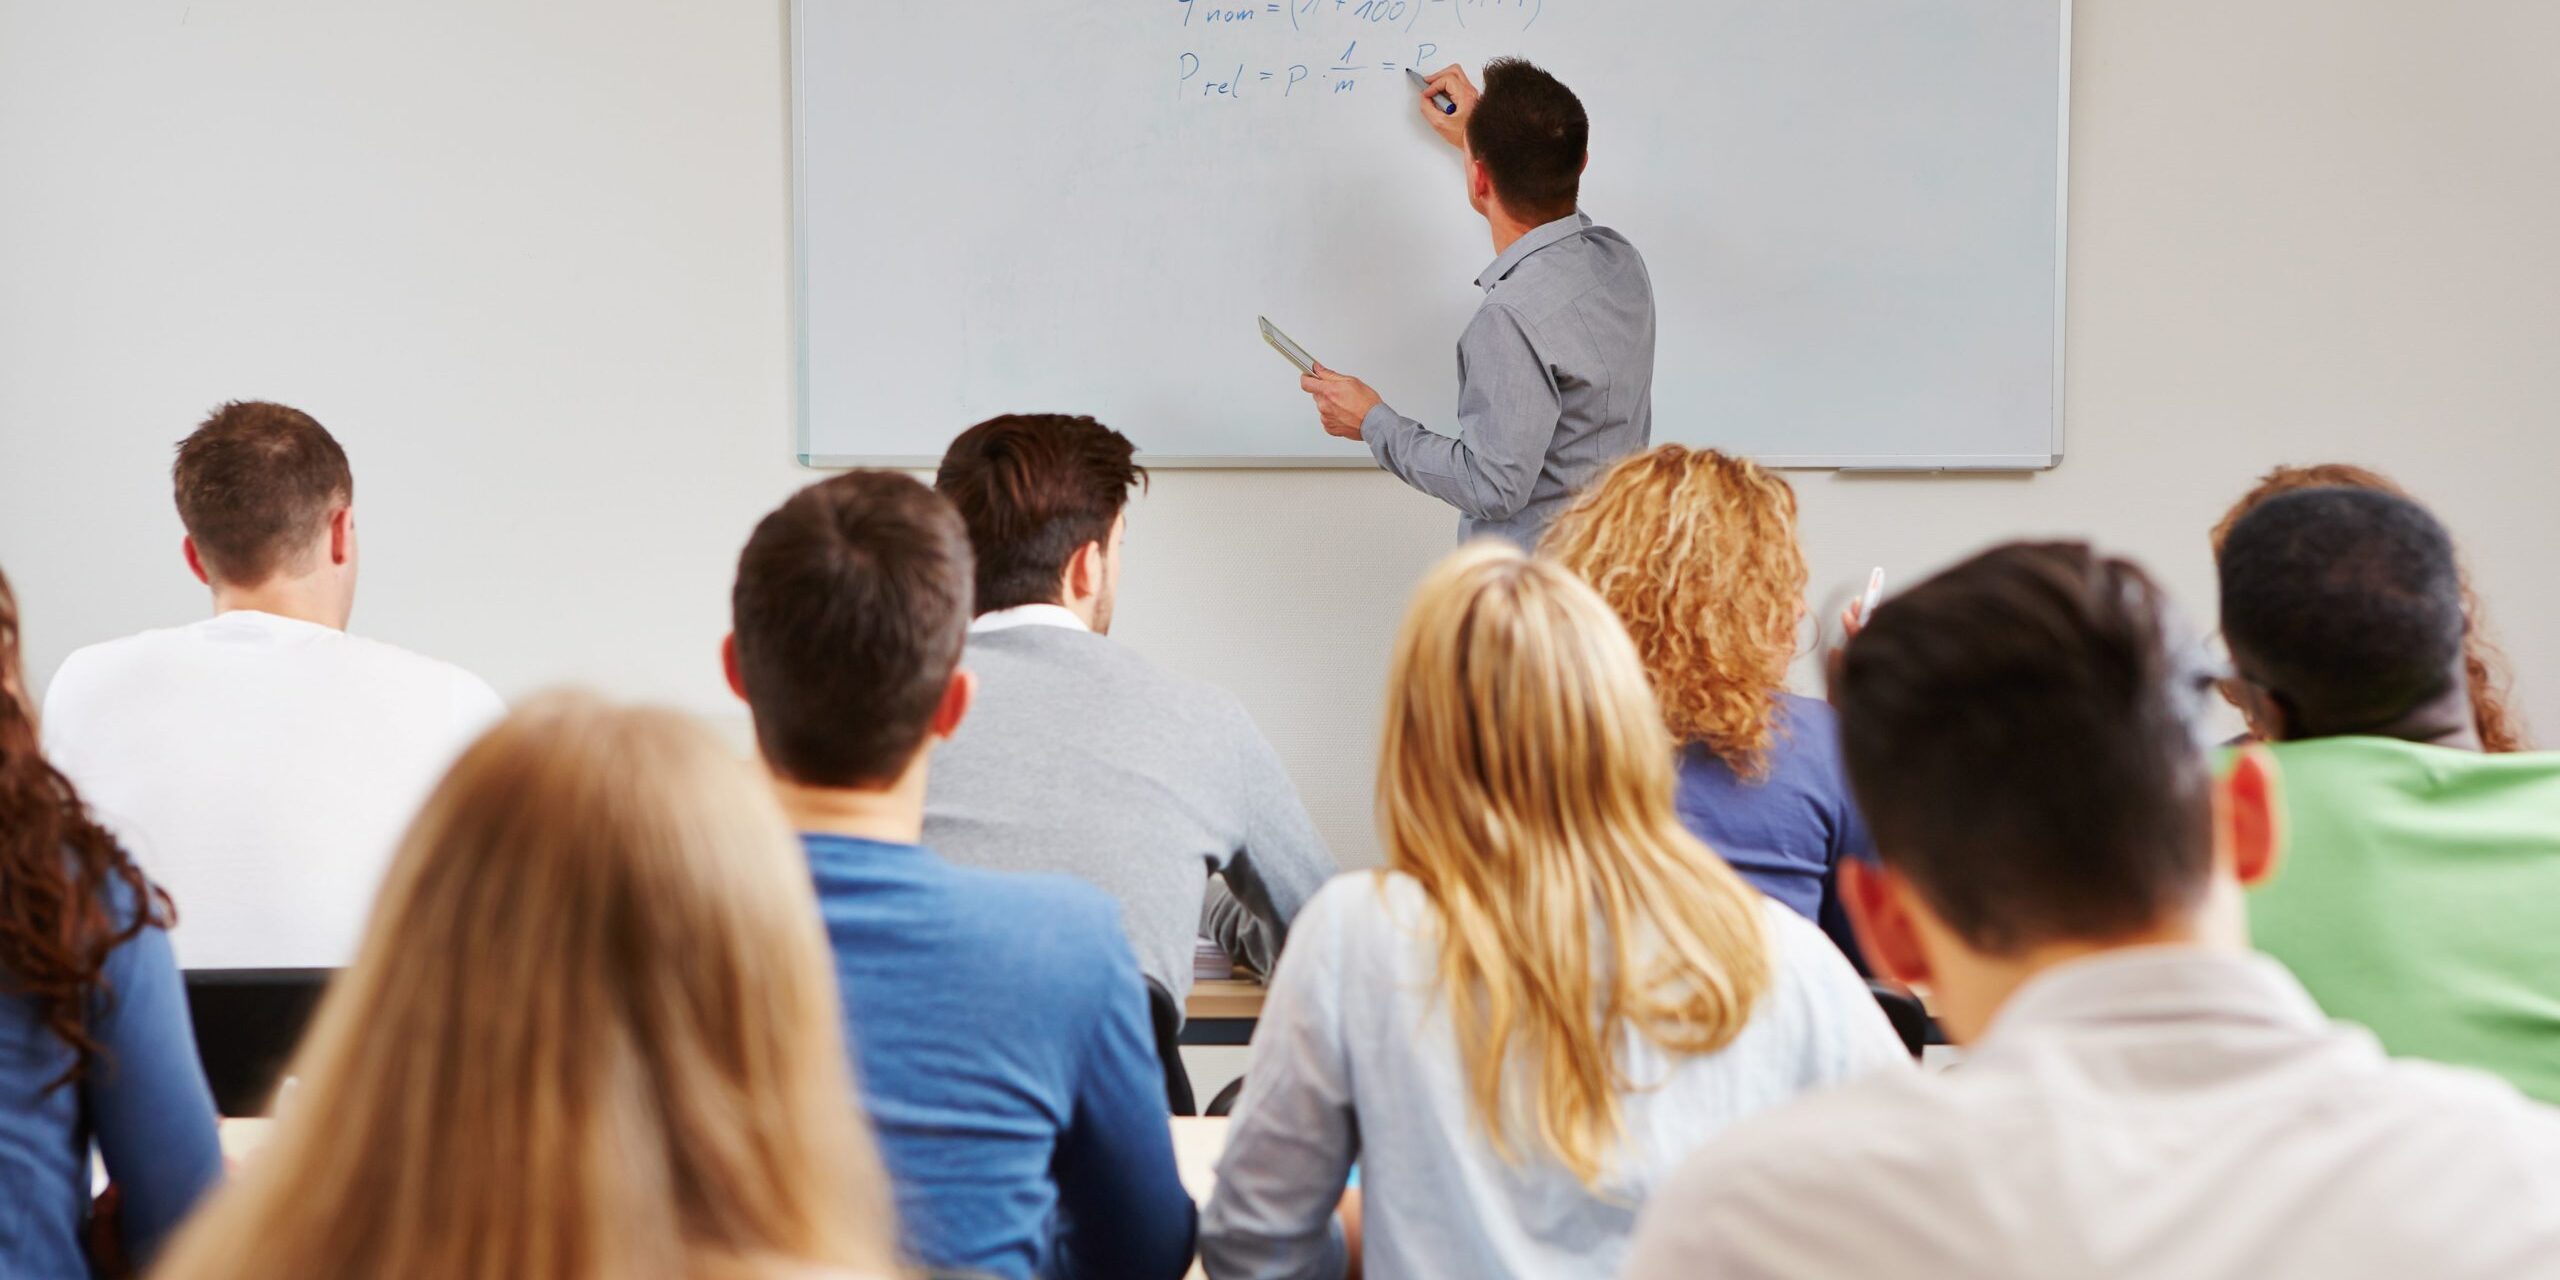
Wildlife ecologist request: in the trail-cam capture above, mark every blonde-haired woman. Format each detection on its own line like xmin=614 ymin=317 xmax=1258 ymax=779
xmin=153 ymin=693 xmax=901 ymax=1280
xmin=1200 ymin=544 xmax=1905 ymax=1279
xmin=1540 ymin=445 xmax=1870 ymax=928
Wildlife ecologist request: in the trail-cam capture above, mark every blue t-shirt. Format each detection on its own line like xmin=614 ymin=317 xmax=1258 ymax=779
xmin=802 ymin=834 xmax=1195 ymax=1280
xmin=1673 ymin=693 xmax=1873 ymax=925
xmin=0 ymin=875 xmax=222 ymax=1274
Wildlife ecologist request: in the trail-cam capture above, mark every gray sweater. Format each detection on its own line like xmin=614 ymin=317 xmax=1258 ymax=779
xmin=923 ymin=624 xmax=1337 ymax=1007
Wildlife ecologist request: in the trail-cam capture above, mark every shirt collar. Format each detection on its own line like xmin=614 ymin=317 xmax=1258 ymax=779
xmin=1475 ymin=210 xmax=1595 ymax=291
xmin=969 ymin=603 xmax=1090 ymax=636
xmin=1979 ymin=945 xmax=2330 ymax=1047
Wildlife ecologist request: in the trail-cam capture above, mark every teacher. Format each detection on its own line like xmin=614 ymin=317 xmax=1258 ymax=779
xmin=1301 ymin=58 xmax=1658 ymax=548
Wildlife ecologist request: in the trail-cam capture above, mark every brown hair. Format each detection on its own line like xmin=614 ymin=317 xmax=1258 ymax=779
xmin=152 ymin=693 xmax=898 ymax=1280
xmin=1380 ymin=543 xmax=1770 ymax=1185
xmin=1837 ymin=543 xmax=2216 ymax=953
xmin=1466 ymin=59 xmax=1588 ymax=225
xmin=934 ymin=414 xmax=1145 ymax=615
xmin=731 ymin=471 xmax=973 ymax=786
xmin=1542 ymin=446 xmax=1808 ymax=776
xmin=2211 ymin=463 xmax=2528 ymax=751
xmin=0 ymin=565 xmax=175 ymax=1090
xmin=172 ymin=401 xmax=354 ymax=587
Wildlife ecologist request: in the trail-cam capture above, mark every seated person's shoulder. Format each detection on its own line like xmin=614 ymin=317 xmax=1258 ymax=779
xmin=1656 ymin=1066 xmax=1958 ymax=1217
xmin=942 ymin=863 xmax=1143 ymax=980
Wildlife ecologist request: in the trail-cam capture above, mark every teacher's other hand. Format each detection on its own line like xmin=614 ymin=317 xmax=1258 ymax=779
xmin=1303 ymin=364 xmax=1384 ymax=442
xmin=1419 ymin=64 xmax=1480 ymax=149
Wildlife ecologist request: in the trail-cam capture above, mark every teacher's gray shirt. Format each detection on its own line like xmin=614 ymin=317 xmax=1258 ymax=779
xmin=1361 ymin=210 xmax=1657 ymax=547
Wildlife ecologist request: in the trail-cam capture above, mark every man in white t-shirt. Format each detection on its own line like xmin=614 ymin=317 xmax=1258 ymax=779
xmin=42 ymin=401 xmax=502 ymax=969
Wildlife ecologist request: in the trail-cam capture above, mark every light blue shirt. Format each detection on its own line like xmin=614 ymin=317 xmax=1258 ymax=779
xmin=1362 ymin=211 xmax=1659 ymax=547
xmin=1201 ymin=873 xmax=1906 ymax=1280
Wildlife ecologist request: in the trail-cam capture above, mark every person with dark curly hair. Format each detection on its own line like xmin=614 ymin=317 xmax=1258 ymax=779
xmin=0 ymin=565 xmax=222 ymax=1275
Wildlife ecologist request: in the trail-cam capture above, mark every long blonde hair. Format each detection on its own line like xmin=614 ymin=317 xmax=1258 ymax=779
xmin=1541 ymin=446 xmax=1808 ymax=776
xmin=154 ymin=692 xmax=898 ymax=1280
xmin=1379 ymin=542 xmax=1773 ymax=1186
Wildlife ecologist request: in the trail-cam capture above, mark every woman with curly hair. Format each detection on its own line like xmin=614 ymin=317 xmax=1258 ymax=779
xmin=0 ymin=564 xmax=223 ymax=1275
xmin=2211 ymin=463 xmax=2530 ymax=752
xmin=1542 ymin=446 xmax=1870 ymax=926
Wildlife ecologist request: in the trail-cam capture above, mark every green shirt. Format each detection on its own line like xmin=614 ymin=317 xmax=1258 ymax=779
xmin=2249 ymin=737 xmax=2560 ymax=1104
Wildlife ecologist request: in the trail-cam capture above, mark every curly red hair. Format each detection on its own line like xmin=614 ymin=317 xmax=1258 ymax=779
xmin=1541 ymin=447 xmax=1807 ymax=776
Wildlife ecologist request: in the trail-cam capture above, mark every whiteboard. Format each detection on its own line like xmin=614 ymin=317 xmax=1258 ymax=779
xmin=793 ymin=0 xmax=2068 ymax=469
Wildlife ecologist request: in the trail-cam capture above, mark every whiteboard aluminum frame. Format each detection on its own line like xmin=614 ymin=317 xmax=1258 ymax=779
xmin=789 ymin=0 xmax=2071 ymax=473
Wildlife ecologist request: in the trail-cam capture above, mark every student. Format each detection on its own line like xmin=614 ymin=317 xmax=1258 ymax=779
xmin=929 ymin=414 xmax=1334 ymax=996
xmin=2221 ymin=488 xmax=2560 ymax=1103
xmin=2212 ymin=463 xmax=2528 ymax=751
xmin=1298 ymin=59 xmax=1656 ymax=547
xmin=41 ymin=401 xmax=503 ymax=968
xmin=727 ymin=472 xmax=1194 ymax=1280
xmin=0 ymin=565 xmax=221 ymax=1276
xmin=1200 ymin=543 xmax=1904 ymax=1280
xmin=1542 ymin=445 xmax=1872 ymax=926
xmin=1620 ymin=542 xmax=2560 ymax=1279
xmin=151 ymin=693 xmax=897 ymax=1280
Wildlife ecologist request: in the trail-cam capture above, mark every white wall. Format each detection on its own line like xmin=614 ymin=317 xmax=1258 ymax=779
xmin=4 ymin=0 xmax=2555 ymax=871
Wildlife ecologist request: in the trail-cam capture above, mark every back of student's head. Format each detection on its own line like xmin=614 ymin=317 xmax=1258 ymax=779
xmin=933 ymin=413 xmax=1144 ymax=614
xmin=1541 ymin=445 xmax=1807 ymax=776
xmin=2219 ymin=488 xmax=2466 ymax=739
xmin=2213 ymin=469 xmax=2523 ymax=749
xmin=151 ymin=692 xmax=896 ymax=1280
xmin=1836 ymin=543 xmax=2214 ymax=953
xmin=0 ymin=564 xmax=173 ymax=1091
xmin=731 ymin=470 xmax=973 ymax=787
xmin=172 ymin=401 xmax=353 ymax=587
xmin=1381 ymin=541 xmax=1770 ymax=1186
xmin=1467 ymin=58 xmax=1588 ymax=224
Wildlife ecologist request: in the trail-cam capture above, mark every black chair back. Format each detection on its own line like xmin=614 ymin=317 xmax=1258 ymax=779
xmin=1145 ymin=977 xmax=1197 ymax=1116
xmin=184 ymin=968 xmax=334 ymax=1116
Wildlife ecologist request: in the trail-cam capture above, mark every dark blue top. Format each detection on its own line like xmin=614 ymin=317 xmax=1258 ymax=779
xmin=802 ymin=834 xmax=1195 ymax=1280
xmin=0 ymin=876 xmax=222 ymax=1275
xmin=1674 ymin=693 xmax=1873 ymax=925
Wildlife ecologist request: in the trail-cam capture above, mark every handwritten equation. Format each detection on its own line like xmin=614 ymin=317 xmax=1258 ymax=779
xmin=1174 ymin=0 xmax=1548 ymax=104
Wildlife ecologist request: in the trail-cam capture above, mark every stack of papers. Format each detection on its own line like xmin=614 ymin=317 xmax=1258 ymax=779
xmin=1193 ymin=935 xmax=1235 ymax=982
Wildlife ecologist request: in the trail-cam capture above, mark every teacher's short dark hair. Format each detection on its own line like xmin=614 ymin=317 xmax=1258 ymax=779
xmin=1833 ymin=543 xmax=2215 ymax=954
xmin=2219 ymin=487 xmax=2464 ymax=735
xmin=1467 ymin=58 xmax=1587 ymax=226
xmin=935 ymin=414 xmax=1145 ymax=615
xmin=731 ymin=472 xmax=973 ymax=787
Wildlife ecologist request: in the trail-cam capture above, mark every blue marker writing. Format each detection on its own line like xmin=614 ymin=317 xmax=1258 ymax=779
xmin=1405 ymin=68 xmax=1457 ymax=115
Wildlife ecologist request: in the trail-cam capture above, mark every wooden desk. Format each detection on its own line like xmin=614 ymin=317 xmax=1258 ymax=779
xmin=1181 ymin=979 xmax=1266 ymax=1046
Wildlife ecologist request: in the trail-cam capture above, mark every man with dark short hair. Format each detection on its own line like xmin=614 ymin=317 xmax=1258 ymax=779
xmin=2222 ymin=487 xmax=2560 ymax=1103
xmin=725 ymin=471 xmax=1193 ymax=1280
xmin=1300 ymin=58 xmax=1655 ymax=547
xmin=42 ymin=401 xmax=501 ymax=968
xmin=928 ymin=415 xmax=1334 ymax=1016
xmin=1620 ymin=542 xmax=2560 ymax=1279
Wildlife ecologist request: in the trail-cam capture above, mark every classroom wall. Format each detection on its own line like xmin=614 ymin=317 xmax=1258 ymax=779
xmin=3 ymin=0 xmax=2555 ymax=870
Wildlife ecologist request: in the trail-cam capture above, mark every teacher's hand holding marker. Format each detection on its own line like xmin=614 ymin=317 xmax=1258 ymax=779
xmin=1280 ymin=59 xmax=1660 ymax=548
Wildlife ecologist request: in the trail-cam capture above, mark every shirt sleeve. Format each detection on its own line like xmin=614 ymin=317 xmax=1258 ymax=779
xmin=1362 ymin=302 xmax=1561 ymax=525
xmin=1780 ymin=910 xmax=1911 ymax=1084
xmin=84 ymin=903 xmax=224 ymax=1265
xmin=1209 ymin=703 xmax=1337 ymax=975
xmin=1049 ymin=923 xmax=1199 ymax=1280
xmin=1198 ymin=887 xmax=1358 ymax=1280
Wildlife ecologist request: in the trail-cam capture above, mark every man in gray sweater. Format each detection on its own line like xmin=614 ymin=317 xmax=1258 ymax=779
xmin=928 ymin=414 xmax=1337 ymax=1014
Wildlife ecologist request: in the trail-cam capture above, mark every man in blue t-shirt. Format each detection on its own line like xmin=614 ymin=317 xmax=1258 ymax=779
xmin=724 ymin=470 xmax=1195 ymax=1280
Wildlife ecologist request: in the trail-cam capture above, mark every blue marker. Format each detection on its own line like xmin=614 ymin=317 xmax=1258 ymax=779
xmin=1405 ymin=68 xmax=1457 ymax=115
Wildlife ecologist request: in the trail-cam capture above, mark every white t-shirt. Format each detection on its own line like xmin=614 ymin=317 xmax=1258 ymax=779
xmin=41 ymin=611 xmax=504 ymax=969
